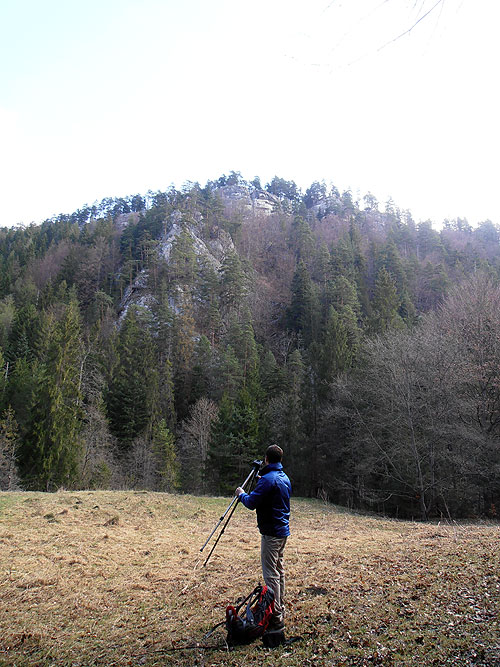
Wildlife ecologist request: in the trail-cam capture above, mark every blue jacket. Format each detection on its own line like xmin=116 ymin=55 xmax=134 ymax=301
xmin=239 ymin=462 xmax=291 ymax=537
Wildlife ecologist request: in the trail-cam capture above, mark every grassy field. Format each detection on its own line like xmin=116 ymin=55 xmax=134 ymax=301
xmin=0 ymin=490 xmax=499 ymax=666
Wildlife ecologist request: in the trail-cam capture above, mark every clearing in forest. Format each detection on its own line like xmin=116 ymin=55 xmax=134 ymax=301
xmin=0 ymin=490 xmax=499 ymax=666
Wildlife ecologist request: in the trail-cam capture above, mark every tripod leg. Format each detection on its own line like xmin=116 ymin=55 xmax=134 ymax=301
xmin=202 ymin=467 xmax=259 ymax=567
xmin=200 ymin=465 xmax=259 ymax=553
xmin=203 ymin=496 xmax=240 ymax=567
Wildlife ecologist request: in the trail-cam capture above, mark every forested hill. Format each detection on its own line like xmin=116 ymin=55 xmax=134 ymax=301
xmin=1 ymin=172 xmax=500 ymax=520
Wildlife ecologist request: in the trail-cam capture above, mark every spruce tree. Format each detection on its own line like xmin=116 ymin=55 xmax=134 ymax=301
xmin=207 ymin=392 xmax=236 ymax=493
xmin=0 ymin=405 xmax=20 ymax=490
xmin=0 ymin=348 xmax=6 ymax=412
xmin=152 ymin=418 xmax=179 ymax=491
xmin=319 ymin=307 xmax=352 ymax=397
xmin=282 ymin=349 xmax=306 ymax=488
xmin=219 ymin=250 xmax=247 ymax=316
xmin=106 ymin=307 xmax=155 ymax=447
xmin=214 ymin=343 xmax=242 ymax=400
xmin=191 ymin=335 xmax=214 ymax=401
xmin=172 ymin=292 xmax=196 ymax=420
xmin=288 ymin=260 xmax=319 ymax=345
xmin=370 ymin=268 xmax=405 ymax=334
xmin=19 ymin=300 xmax=83 ymax=490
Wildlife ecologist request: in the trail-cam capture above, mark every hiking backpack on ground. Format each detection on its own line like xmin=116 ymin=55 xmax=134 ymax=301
xmin=225 ymin=584 xmax=275 ymax=645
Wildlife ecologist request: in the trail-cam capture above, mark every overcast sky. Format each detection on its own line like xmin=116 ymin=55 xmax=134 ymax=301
xmin=1 ymin=0 xmax=499 ymax=228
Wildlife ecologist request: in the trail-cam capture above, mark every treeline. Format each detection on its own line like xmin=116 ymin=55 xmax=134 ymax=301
xmin=1 ymin=173 xmax=500 ymax=519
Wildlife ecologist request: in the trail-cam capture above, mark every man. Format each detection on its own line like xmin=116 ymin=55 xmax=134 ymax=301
xmin=236 ymin=444 xmax=291 ymax=631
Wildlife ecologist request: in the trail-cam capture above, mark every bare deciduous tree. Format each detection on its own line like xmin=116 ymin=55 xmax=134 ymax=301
xmin=322 ymin=274 xmax=500 ymax=518
xmin=178 ymin=397 xmax=218 ymax=493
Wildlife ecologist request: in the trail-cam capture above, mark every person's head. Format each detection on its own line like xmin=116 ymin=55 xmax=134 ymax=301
xmin=265 ymin=444 xmax=283 ymax=464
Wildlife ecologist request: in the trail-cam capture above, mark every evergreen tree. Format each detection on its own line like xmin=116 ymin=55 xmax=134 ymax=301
xmin=260 ymin=349 xmax=286 ymax=399
xmin=0 ymin=348 xmax=6 ymax=411
xmin=314 ymin=242 xmax=331 ymax=287
xmin=152 ymin=280 xmax=174 ymax=359
xmin=207 ymin=388 xmax=260 ymax=494
xmin=226 ymin=314 xmax=259 ymax=381
xmin=219 ymin=250 xmax=247 ymax=316
xmin=5 ymin=357 xmax=40 ymax=440
xmin=0 ymin=405 xmax=20 ymax=490
xmin=172 ymin=293 xmax=196 ymax=420
xmin=289 ymin=216 xmax=314 ymax=263
xmin=191 ymin=335 xmax=214 ymax=401
xmin=330 ymin=239 xmax=356 ymax=283
xmin=0 ymin=295 xmax=16 ymax=351
xmin=275 ymin=349 xmax=306 ymax=489
xmin=319 ymin=307 xmax=352 ymax=397
xmin=216 ymin=345 xmax=243 ymax=400
xmin=196 ymin=259 xmax=222 ymax=343
xmin=370 ymin=268 xmax=405 ymax=334
xmin=6 ymin=304 xmax=40 ymax=364
xmin=19 ymin=300 xmax=83 ymax=490
xmin=106 ymin=307 xmax=155 ymax=446
xmin=152 ymin=418 xmax=179 ymax=491
xmin=155 ymin=358 xmax=176 ymax=430
xmin=208 ymin=392 xmax=236 ymax=493
xmin=169 ymin=225 xmax=196 ymax=285
xmin=287 ymin=260 xmax=319 ymax=345
xmin=231 ymin=386 xmax=260 ymax=473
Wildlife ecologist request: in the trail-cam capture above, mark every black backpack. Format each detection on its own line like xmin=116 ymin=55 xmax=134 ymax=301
xmin=225 ymin=584 xmax=275 ymax=645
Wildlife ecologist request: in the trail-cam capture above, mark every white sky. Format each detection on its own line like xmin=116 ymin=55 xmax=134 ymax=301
xmin=1 ymin=0 xmax=499 ymax=228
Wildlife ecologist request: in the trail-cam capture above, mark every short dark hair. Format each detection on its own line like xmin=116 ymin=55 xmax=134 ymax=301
xmin=266 ymin=444 xmax=283 ymax=464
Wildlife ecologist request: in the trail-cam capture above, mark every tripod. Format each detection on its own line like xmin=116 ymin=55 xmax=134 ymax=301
xmin=200 ymin=459 xmax=262 ymax=567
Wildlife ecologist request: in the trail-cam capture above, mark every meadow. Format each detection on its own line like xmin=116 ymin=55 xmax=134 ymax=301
xmin=0 ymin=491 xmax=499 ymax=666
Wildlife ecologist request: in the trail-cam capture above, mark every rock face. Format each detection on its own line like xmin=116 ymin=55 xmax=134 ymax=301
xmin=119 ymin=209 xmax=235 ymax=319
xmin=217 ymin=185 xmax=279 ymax=216
xmin=158 ymin=211 xmax=233 ymax=269
xmin=117 ymin=183 xmax=278 ymax=321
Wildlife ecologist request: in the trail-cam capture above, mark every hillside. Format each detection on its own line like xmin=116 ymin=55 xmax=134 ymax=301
xmin=0 ymin=490 xmax=499 ymax=666
xmin=1 ymin=173 xmax=500 ymax=518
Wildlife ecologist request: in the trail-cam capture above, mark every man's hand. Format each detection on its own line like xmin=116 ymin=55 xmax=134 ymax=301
xmin=235 ymin=487 xmax=244 ymax=497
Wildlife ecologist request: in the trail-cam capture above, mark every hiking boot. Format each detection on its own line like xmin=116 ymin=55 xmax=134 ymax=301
xmin=268 ymin=617 xmax=285 ymax=631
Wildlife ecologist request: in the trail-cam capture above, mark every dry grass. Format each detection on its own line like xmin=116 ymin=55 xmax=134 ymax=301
xmin=0 ymin=491 xmax=499 ymax=666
